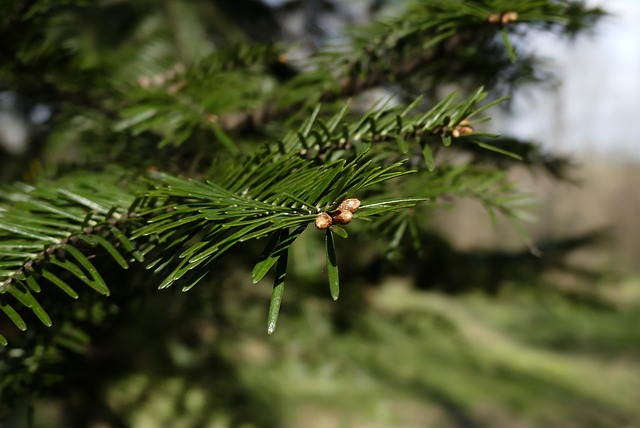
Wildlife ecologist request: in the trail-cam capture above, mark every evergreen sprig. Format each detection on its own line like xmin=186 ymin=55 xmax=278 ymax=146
xmin=101 ymin=0 xmax=606 ymax=144
xmin=1 ymin=81 xmax=559 ymax=343
xmin=0 ymin=169 xmax=143 ymax=345
xmin=278 ymin=88 xmax=505 ymax=165
xmin=0 ymin=101 xmax=441 ymax=343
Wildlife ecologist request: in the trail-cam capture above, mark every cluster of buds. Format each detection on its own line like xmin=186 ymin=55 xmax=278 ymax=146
xmin=451 ymin=119 xmax=474 ymax=138
xmin=433 ymin=119 xmax=474 ymax=138
xmin=315 ymin=198 xmax=361 ymax=230
xmin=137 ymin=63 xmax=186 ymax=93
xmin=488 ymin=11 xmax=519 ymax=24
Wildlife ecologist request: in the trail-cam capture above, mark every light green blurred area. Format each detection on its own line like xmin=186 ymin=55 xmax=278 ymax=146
xmin=25 ymin=275 xmax=640 ymax=428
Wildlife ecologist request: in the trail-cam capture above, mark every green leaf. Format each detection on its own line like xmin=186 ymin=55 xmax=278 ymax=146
xmin=325 ymin=229 xmax=339 ymax=301
xmin=357 ymin=198 xmax=428 ymax=217
xmin=6 ymin=284 xmax=33 ymax=308
xmin=181 ymin=270 xmax=209 ymax=292
xmin=252 ymin=231 xmax=283 ymax=283
xmin=114 ymin=107 xmax=158 ymax=132
xmin=11 ymin=282 xmax=52 ymax=327
xmin=301 ymin=104 xmax=322 ymax=137
xmin=422 ymin=144 xmax=436 ymax=171
xmin=64 ymin=246 xmax=110 ymax=296
xmin=397 ymin=136 xmax=409 ymax=154
xmin=252 ymin=226 xmax=306 ymax=283
xmin=422 ymin=29 xmax=455 ymax=49
xmin=330 ymin=225 xmax=349 ymax=239
xmin=57 ymin=189 xmax=108 ymax=213
xmin=110 ymin=227 xmax=144 ymax=262
xmin=0 ymin=302 xmax=27 ymax=331
xmin=81 ymin=235 xmax=129 ymax=269
xmin=0 ymin=222 xmax=58 ymax=243
xmin=209 ymin=121 xmax=239 ymax=154
xmin=501 ymin=29 xmax=517 ymax=63
xmin=42 ymin=270 xmax=79 ymax=299
xmin=50 ymin=256 xmax=93 ymax=286
xmin=0 ymin=334 xmax=7 ymax=346
xmin=267 ymin=248 xmax=288 ymax=334
xmin=476 ymin=142 xmax=523 ymax=160
xmin=283 ymin=193 xmax=316 ymax=211
xmin=26 ymin=293 xmax=52 ymax=327
xmin=25 ymin=274 xmax=41 ymax=293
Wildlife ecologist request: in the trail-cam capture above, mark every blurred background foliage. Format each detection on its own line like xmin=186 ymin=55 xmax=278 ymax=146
xmin=1 ymin=0 xmax=639 ymax=427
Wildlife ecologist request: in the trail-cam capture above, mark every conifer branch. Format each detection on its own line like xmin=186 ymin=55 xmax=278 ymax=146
xmin=207 ymin=0 xmax=605 ymax=134
xmin=1 ymin=104 xmax=439 ymax=343
xmin=108 ymin=0 xmax=605 ymax=143
xmin=0 ymin=86 xmax=570 ymax=344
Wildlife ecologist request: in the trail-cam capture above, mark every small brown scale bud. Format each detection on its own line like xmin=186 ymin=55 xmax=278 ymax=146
xmin=332 ymin=209 xmax=353 ymax=225
xmin=488 ymin=11 xmax=518 ymax=24
xmin=315 ymin=198 xmax=361 ymax=230
xmin=315 ymin=212 xmax=333 ymax=230
xmin=501 ymin=11 xmax=518 ymax=24
xmin=331 ymin=197 xmax=361 ymax=225
xmin=451 ymin=119 xmax=474 ymax=138
xmin=338 ymin=198 xmax=361 ymax=213
xmin=488 ymin=13 xmax=501 ymax=24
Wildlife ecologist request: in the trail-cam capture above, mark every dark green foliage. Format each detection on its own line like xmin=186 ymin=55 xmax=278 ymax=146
xmin=0 ymin=0 xmax=607 ymax=424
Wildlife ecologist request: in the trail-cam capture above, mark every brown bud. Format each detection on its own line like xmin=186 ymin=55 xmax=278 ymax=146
xmin=331 ymin=209 xmax=353 ymax=225
xmin=488 ymin=13 xmax=501 ymax=23
xmin=501 ymin=11 xmax=518 ymax=24
xmin=488 ymin=11 xmax=518 ymax=24
xmin=315 ymin=212 xmax=333 ymax=230
xmin=451 ymin=120 xmax=473 ymax=138
xmin=452 ymin=127 xmax=473 ymax=138
xmin=338 ymin=198 xmax=361 ymax=213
